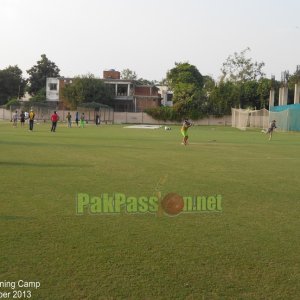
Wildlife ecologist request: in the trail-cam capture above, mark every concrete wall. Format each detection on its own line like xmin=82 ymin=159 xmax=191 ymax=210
xmin=0 ymin=108 xmax=13 ymax=120
xmin=113 ymin=112 xmax=232 ymax=125
xmin=136 ymin=98 xmax=161 ymax=111
xmin=0 ymin=108 xmax=113 ymax=123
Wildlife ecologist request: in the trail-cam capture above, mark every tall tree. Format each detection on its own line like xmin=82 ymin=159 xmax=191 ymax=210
xmin=167 ymin=62 xmax=203 ymax=90
xmin=166 ymin=62 xmax=204 ymax=104
xmin=219 ymin=48 xmax=266 ymax=108
xmin=61 ymin=74 xmax=113 ymax=109
xmin=221 ymin=47 xmax=265 ymax=83
xmin=0 ymin=65 xmax=27 ymax=105
xmin=27 ymin=54 xmax=60 ymax=95
xmin=166 ymin=62 xmax=205 ymax=119
xmin=287 ymin=67 xmax=300 ymax=89
xmin=257 ymin=78 xmax=273 ymax=108
xmin=208 ymin=81 xmax=240 ymax=115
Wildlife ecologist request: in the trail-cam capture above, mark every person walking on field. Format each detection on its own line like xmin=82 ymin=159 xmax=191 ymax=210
xmin=266 ymin=120 xmax=276 ymax=141
xmin=66 ymin=112 xmax=72 ymax=128
xmin=29 ymin=109 xmax=35 ymax=131
xmin=80 ymin=113 xmax=85 ymax=128
xmin=95 ymin=113 xmax=100 ymax=126
xmin=50 ymin=111 xmax=59 ymax=132
xmin=20 ymin=111 xmax=25 ymax=127
xmin=12 ymin=110 xmax=18 ymax=127
xmin=75 ymin=111 xmax=79 ymax=127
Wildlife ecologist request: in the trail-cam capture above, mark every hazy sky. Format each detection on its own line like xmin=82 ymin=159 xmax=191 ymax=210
xmin=1 ymin=0 xmax=300 ymax=81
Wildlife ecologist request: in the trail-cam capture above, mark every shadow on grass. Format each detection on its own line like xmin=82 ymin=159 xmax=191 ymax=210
xmin=0 ymin=140 xmax=153 ymax=150
xmin=0 ymin=161 xmax=90 ymax=168
xmin=0 ymin=215 xmax=35 ymax=221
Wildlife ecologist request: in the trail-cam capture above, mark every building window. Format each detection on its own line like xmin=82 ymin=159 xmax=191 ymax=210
xmin=49 ymin=83 xmax=57 ymax=91
xmin=167 ymin=93 xmax=173 ymax=101
xmin=117 ymin=84 xmax=128 ymax=96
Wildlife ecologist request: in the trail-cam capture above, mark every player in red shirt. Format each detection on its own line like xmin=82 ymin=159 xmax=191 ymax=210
xmin=50 ymin=111 xmax=59 ymax=132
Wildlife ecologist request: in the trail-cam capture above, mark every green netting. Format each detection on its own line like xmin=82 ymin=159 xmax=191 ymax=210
xmin=270 ymin=110 xmax=289 ymax=131
xmin=270 ymin=107 xmax=300 ymax=131
xmin=270 ymin=103 xmax=300 ymax=112
xmin=289 ymin=109 xmax=300 ymax=131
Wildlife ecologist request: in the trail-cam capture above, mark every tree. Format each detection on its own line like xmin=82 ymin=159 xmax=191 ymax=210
xmin=167 ymin=62 xmax=204 ymax=104
xmin=165 ymin=62 xmax=205 ymax=119
xmin=27 ymin=54 xmax=60 ymax=95
xmin=167 ymin=62 xmax=203 ymax=91
xmin=147 ymin=63 xmax=206 ymax=120
xmin=136 ymin=78 xmax=157 ymax=85
xmin=287 ymin=68 xmax=300 ymax=89
xmin=221 ymin=47 xmax=265 ymax=83
xmin=0 ymin=65 xmax=27 ymax=105
xmin=208 ymin=81 xmax=240 ymax=115
xmin=219 ymin=48 xmax=266 ymax=108
xmin=120 ymin=69 xmax=137 ymax=80
xmin=29 ymin=88 xmax=47 ymax=103
xmin=257 ymin=78 xmax=273 ymax=108
xmin=120 ymin=68 xmax=158 ymax=85
xmin=202 ymin=75 xmax=216 ymax=95
xmin=61 ymin=74 xmax=113 ymax=109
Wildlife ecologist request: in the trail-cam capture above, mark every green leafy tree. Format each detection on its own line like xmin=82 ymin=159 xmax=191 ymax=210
xmin=219 ymin=48 xmax=266 ymax=108
xmin=286 ymin=68 xmax=300 ymax=103
xmin=136 ymin=78 xmax=157 ymax=85
xmin=61 ymin=74 xmax=113 ymax=109
xmin=287 ymin=68 xmax=300 ymax=89
xmin=239 ymin=80 xmax=260 ymax=108
xmin=221 ymin=47 xmax=265 ymax=83
xmin=203 ymin=75 xmax=215 ymax=92
xmin=257 ymin=78 xmax=273 ymax=108
xmin=208 ymin=81 xmax=240 ymax=115
xmin=159 ymin=78 xmax=168 ymax=85
xmin=120 ymin=69 xmax=137 ymax=80
xmin=27 ymin=54 xmax=60 ymax=95
xmin=0 ymin=65 xmax=27 ymax=105
xmin=166 ymin=62 xmax=205 ymax=119
xmin=167 ymin=62 xmax=203 ymax=103
xmin=29 ymin=88 xmax=47 ymax=103
xmin=145 ymin=106 xmax=181 ymax=121
xmin=5 ymin=98 xmax=21 ymax=109
xmin=167 ymin=62 xmax=203 ymax=93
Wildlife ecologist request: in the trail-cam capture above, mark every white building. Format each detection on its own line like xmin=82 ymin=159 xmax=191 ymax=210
xmin=46 ymin=78 xmax=60 ymax=102
xmin=156 ymin=85 xmax=173 ymax=107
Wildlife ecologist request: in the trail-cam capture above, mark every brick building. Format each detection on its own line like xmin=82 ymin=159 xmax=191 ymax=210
xmin=102 ymin=69 xmax=161 ymax=112
xmin=46 ymin=69 xmax=162 ymax=112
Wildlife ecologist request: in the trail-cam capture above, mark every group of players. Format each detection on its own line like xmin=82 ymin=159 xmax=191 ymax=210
xmin=11 ymin=109 xmax=102 ymax=132
xmin=11 ymin=109 xmax=277 ymax=143
xmin=12 ymin=109 xmax=61 ymax=132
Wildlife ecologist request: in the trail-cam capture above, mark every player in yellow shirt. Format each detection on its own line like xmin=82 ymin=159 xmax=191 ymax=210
xmin=29 ymin=109 xmax=35 ymax=131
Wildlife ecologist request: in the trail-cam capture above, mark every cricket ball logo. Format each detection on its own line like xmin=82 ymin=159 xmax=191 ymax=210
xmin=161 ymin=193 xmax=184 ymax=216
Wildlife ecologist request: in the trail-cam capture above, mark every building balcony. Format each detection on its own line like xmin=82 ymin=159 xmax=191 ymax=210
xmin=113 ymin=95 xmax=134 ymax=101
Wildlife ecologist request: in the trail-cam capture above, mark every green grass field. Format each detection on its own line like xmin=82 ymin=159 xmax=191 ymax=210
xmin=0 ymin=121 xmax=299 ymax=300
